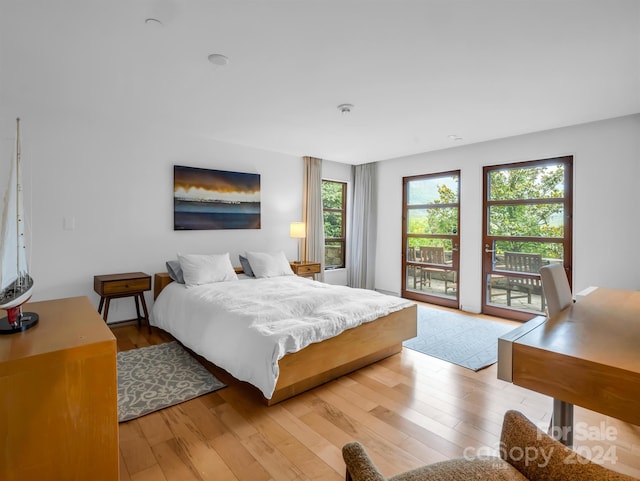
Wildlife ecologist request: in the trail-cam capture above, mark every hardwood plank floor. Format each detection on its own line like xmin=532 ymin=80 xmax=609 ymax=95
xmin=113 ymin=314 xmax=640 ymax=481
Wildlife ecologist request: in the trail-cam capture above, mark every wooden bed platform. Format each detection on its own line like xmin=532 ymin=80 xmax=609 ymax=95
xmin=153 ymin=272 xmax=417 ymax=405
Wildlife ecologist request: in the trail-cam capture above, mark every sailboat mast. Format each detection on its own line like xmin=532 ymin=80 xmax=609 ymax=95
xmin=15 ymin=118 xmax=21 ymax=288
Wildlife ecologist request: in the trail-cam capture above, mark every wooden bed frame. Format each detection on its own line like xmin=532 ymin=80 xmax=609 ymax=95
xmin=153 ymin=271 xmax=417 ymax=405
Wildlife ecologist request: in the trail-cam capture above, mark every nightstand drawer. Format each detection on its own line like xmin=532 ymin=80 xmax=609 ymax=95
xmin=100 ymin=278 xmax=150 ymax=295
xmin=296 ymin=264 xmax=321 ymax=275
xmin=94 ymin=272 xmax=152 ymax=296
xmin=290 ymin=262 xmax=322 ymax=277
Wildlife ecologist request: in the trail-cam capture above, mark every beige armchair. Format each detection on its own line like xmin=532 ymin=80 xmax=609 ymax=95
xmin=342 ymin=410 xmax=637 ymax=481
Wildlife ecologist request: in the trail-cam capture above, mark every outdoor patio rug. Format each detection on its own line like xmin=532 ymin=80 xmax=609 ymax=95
xmin=403 ymin=305 xmax=516 ymax=371
xmin=117 ymin=341 xmax=226 ymax=422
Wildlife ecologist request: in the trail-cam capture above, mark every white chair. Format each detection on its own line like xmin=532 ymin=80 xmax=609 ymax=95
xmin=539 ymin=263 xmax=572 ymax=317
xmin=539 ymin=262 xmax=574 ymax=446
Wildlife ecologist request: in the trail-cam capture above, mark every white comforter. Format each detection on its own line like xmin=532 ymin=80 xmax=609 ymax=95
xmin=151 ymin=275 xmax=414 ymax=399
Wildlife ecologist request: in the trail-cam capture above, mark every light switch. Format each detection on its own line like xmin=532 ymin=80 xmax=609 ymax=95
xmin=63 ymin=216 xmax=75 ymax=231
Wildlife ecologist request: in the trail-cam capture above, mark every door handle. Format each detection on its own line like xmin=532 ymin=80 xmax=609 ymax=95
xmin=484 ymin=244 xmax=495 ymax=253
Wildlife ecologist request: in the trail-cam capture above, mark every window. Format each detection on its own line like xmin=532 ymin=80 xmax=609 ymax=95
xmin=322 ymin=180 xmax=346 ymax=269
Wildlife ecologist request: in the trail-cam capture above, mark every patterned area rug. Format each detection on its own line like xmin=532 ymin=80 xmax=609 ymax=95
xmin=403 ymin=305 xmax=516 ymax=371
xmin=117 ymin=341 xmax=226 ymax=422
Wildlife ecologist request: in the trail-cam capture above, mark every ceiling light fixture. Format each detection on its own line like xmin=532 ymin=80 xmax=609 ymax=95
xmin=337 ymin=103 xmax=354 ymax=114
xmin=208 ymin=54 xmax=229 ymax=67
xmin=448 ymin=134 xmax=463 ymax=141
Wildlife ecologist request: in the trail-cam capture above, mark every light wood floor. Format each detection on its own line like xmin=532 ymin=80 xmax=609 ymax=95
xmin=113 ymin=313 xmax=640 ymax=481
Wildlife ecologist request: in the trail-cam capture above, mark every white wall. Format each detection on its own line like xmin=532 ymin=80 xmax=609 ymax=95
xmin=3 ymin=110 xmax=637 ymax=320
xmin=0 ymin=113 xmax=304 ymax=322
xmin=375 ymin=114 xmax=640 ymax=313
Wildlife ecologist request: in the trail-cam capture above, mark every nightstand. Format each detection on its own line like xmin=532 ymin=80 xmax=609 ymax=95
xmin=290 ymin=261 xmax=321 ymax=279
xmin=93 ymin=272 xmax=151 ymax=332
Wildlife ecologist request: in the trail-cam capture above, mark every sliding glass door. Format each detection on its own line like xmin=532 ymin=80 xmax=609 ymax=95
xmin=402 ymin=171 xmax=460 ymax=309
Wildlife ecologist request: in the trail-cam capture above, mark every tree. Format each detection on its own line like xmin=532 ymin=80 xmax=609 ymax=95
xmin=407 ymin=182 xmax=458 ymax=249
xmin=488 ymin=165 xmax=564 ymax=258
xmin=322 ymin=181 xmax=344 ymax=238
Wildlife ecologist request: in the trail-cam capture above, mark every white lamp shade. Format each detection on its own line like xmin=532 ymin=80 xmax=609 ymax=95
xmin=290 ymin=222 xmax=306 ymax=238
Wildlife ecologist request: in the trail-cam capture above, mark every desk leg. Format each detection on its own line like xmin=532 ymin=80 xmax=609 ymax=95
xmin=551 ymin=398 xmax=574 ymax=447
xmin=98 ymin=297 xmax=105 ymax=315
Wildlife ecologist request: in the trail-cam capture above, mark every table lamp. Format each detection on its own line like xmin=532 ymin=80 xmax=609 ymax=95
xmin=290 ymin=222 xmax=306 ymax=263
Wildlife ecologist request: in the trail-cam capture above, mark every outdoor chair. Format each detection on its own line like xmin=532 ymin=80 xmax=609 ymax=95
xmin=407 ymin=246 xmax=421 ymax=289
xmin=491 ymin=252 xmax=545 ymax=310
xmin=417 ymin=246 xmax=456 ymax=294
xmin=342 ymin=410 xmax=637 ymax=481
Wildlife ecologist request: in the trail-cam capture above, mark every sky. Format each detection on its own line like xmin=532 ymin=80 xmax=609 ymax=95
xmin=174 ymin=165 xmax=261 ymax=203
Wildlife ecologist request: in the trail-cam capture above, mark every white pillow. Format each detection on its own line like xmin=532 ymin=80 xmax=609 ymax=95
xmin=245 ymin=251 xmax=294 ymax=278
xmin=177 ymin=252 xmax=238 ymax=287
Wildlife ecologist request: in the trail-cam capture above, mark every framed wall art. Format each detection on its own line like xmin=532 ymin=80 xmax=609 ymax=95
xmin=173 ymin=165 xmax=261 ymax=230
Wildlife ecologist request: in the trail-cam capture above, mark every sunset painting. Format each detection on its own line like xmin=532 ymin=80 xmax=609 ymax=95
xmin=174 ymin=165 xmax=261 ymax=230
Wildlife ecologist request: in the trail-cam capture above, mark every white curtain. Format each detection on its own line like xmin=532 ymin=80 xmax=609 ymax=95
xmin=302 ymin=156 xmax=324 ymax=282
xmin=348 ymin=162 xmax=377 ymax=289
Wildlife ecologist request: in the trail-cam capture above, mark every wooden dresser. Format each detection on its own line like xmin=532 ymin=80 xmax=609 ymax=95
xmin=0 ymin=296 xmax=119 ymax=481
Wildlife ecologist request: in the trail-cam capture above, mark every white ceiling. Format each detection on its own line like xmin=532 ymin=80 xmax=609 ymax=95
xmin=2 ymin=0 xmax=639 ymax=164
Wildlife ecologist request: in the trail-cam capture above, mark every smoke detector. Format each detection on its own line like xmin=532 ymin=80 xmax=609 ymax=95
xmin=337 ymin=103 xmax=354 ymax=114
xmin=208 ymin=54 xmax=229 ymax=67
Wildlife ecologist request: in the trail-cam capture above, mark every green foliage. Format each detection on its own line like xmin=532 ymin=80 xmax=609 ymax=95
xmin=322 ymin=181 xmax=345 ymax=239
xmin=489 ymin=165 xmax=564 ymax=201
xmin=324 ymin=212 xmax=343 ymax=238
xmin=407 ymin=184 xmax=458 ymax=248
xmin=322 ymin=181 xmax=343 ymax=209
xmin=488 ymin=165 xmax=565 ymax=259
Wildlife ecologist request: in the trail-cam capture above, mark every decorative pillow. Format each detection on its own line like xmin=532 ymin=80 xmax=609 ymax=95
xmin=166 ymin=260 xmax=185 ymax=284
xmin=238 ymin=254 xmax=255 ymax=277
xmin=177 ymin=252 xmax=238 ymax=287
xmin=245 ymin=251 xmax=294 ymax=278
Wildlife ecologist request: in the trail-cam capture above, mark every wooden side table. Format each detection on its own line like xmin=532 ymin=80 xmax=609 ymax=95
xmin=290 ymin=261 xmax=321 ymax=279
xmin=93 ymin=272 xmax=151 ymax=332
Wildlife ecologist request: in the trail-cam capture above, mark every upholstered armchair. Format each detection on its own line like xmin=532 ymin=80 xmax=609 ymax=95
xmin=342 ymin=410 xmax=637 ymax=481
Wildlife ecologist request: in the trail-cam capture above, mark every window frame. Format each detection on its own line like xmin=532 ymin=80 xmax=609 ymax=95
xmin=322 ymin=179 xmax=347 ymax=270
xmin=401 ymin=170 xmax=460 ymax=308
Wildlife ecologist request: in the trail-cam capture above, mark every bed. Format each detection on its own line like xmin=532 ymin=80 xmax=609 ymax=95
xmin=151 ymin=254 xmax=417 ymax=405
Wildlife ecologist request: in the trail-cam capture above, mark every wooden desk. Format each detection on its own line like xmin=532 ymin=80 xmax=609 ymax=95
xmin=499 ymin=288 xmax=640 ymax=439
xmin=0 ymin=296 xmax=119 ymax=481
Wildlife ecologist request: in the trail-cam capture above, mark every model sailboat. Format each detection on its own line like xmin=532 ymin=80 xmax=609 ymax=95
xmin=0 ymin=118 xmax=38 ymax=334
